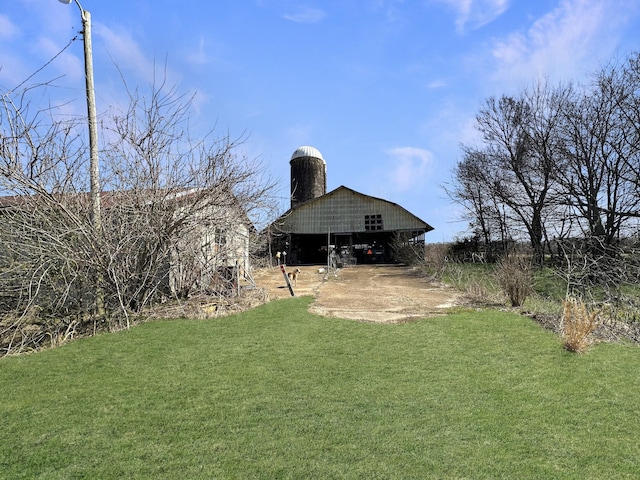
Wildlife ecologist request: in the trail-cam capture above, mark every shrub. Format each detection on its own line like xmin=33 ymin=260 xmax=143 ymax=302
xmin=423 ymin=243 xmax=450 ymax=275
xmin=561 ymin=296 xmax=600 ymax=353
xmin=495 ymin=255 xmax=532 ymax=307
xmin=391 ymin=233 xmax=426 ymax=266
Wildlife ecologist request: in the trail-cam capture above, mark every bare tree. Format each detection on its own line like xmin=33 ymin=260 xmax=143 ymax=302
xmin=98 ymin=74 xmax=273 ymax=315
xmin=612 ymin=52 xmax=640 ymax=192
xmin=0 ymin=72 xmax=276 ymax=354
xmin=446 ymin=148 xmax=510 ymax=260
xmin=457 ymin=82 xmax=570 ymax=264
xmin=557 ymin=62 xmax=640 ymax=247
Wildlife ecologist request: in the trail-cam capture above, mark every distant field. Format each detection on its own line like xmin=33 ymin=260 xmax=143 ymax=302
xmin=1 ymin=297 xmax=639 ymax=479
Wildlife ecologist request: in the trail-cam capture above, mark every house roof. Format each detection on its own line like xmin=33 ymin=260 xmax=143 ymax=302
xmin=0 ymin=187 xmax=254 ymax=229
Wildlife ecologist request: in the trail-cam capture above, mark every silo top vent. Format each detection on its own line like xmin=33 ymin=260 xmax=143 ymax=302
xmin=291 ymin=145 xmax=325 ymax=163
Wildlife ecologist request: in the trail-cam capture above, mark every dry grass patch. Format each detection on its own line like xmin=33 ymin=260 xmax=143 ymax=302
xmin=561 ymin=296 xmax=600 ymax=352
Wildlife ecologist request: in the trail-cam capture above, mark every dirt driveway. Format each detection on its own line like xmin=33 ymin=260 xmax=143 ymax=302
xmin=252 ymin=264 xmax=462 ymax=323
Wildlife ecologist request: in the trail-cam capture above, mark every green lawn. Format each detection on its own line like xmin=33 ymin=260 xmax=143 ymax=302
xmin=1 ymin=297 xmax=639 ymax=479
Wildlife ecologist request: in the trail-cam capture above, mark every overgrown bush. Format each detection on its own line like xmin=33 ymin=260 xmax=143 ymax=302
xmin=561 ymin=296 xmax=600 ymax=352
xmin=495 ymin=254 xmax=532 ymax=307
xmin=422 ymin=243 xmax=450 ymax=276
xmin=0 ymin=73 xmax=275 ymax=355
xmin=391 ymin=233 xmax=425 ymax=266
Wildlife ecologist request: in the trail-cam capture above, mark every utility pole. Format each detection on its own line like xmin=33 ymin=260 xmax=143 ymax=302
xmin=60 ymin=0 xmax=101 ymax=231
xmin=59 ymin=0 xmax=103 ymax=314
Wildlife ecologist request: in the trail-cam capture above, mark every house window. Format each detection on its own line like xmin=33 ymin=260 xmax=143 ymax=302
xmin=213 ymin=228 xmax=227 ymax=254
xmin=364 ymin=214 xmax=383 ymax=231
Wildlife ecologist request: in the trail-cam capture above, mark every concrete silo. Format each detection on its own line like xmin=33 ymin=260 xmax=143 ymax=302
xmin=290 ymin=145 xmax=326 ymax=208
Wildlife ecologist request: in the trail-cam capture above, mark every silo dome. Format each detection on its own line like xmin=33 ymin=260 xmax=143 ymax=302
xmin=290 ymin=145 xmax=327 ymax=208
xmin=291 ymin=145 xmax=326 ymax=163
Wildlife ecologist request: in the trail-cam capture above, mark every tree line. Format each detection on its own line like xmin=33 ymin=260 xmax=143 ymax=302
xmin=447 ymin=52 xmax=640 ymax=268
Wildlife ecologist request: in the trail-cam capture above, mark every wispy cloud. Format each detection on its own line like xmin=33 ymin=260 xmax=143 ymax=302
xmin=0 ymin=14 xmax=19 ymax=40
xmin=490 ymin=0 xmax=639 ymax=85
xmin=426 ymin=79 xmax=448 ymax=89
xmin=0 ymin=31 xmax=81 ymax=89
xmin=437 ymin=0 xmax=510 ymax=33
xmin=95 ymin=23 xmax=183 ymax=87
xmin=95 ymin=24 xmax=152 ymax=76
xmin=35 ymin=36 xmax=83 ymax=81
xmin=370 ymin=0 xmax=406 ymax=22
xmin=186 ymin=36 xmax=209 ymax=66
xmin=283 ymin=7 xmax=327 ymax=23
xmin=385 ymin=146 xmax=434 ymax=191
xmin=284 ymin=124 xmax=315 ymax=147
xmin=183 ymin=35 xmax=235 ymax=75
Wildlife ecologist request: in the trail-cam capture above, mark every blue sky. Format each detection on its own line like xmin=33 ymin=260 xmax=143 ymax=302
xmin=2 ymin=0 xmax=640 ymax=241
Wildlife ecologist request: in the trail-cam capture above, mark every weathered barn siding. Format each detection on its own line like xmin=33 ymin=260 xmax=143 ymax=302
xmin=281 ymin=186 xmax=430 ymax=234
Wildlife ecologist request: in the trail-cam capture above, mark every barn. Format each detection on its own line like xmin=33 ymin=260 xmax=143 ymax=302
xmin=268 ymin=146 xmax=433 ymax=265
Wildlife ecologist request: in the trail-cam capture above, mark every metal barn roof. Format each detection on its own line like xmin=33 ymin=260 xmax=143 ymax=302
xmin=277 ymin=185 xmax=433 ymax=235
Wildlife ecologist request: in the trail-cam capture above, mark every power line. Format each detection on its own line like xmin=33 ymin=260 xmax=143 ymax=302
xmin=5 ymin=34 xmax=79 ymax=96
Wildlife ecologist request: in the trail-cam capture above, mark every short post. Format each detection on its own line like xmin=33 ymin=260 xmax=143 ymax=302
xmin=280 ymin=265 xmax=295 ymax=297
